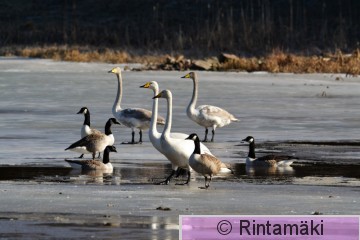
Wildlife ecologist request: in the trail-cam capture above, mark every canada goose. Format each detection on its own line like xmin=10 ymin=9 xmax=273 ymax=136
xmin=65 ymin=145 xmax=117 ymax=171
xmin=65 ymin=118 xmax=120 ymax=160
xmin=186 ymin=133 xmax=229 ymax=189
xmin=108 ymin=67 xmax=165 ymax=144
xmin=242 ymin=136 xmax=296 ymax=166
xmin=139 ymin=81 xmax=212 ymax=154
xmin=77 ymin=107 xmax=102 ymax=158
xmin=181 ymin=72 xmax=239 ymax=142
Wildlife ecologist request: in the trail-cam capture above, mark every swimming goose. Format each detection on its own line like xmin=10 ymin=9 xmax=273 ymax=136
xmin=108 ymin=67 xmax=165 ymax=144
xmin=242 ymin=136 xmax=296 ymax=166
xmin=65 ymin=145 xmax=117 ymax=171
xmin=65 ymin=118 xmax=120 ymax=160
xmin=139 ymin=81 xmax=212 ymax=154
xmin=186 ymin=133 xmax=229 ymax=189
xmin=77 ymin=107 xmax=102 ymax=158
xmin=181 ymin=72 xmax=239 ymax=142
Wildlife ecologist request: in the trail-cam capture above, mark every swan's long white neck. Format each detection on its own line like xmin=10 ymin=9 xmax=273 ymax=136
xmin=150 ymin=83 xmax=160 ymax=138
xmin=113 ymin=72 xmax=123 ymax=115
xmin=187 ymin=73 xmax=198 ymax=118
xmin=163 ymin=92 xmax=173 ymax=138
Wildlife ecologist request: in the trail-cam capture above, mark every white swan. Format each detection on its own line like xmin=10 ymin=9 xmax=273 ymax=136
xmin=181 ymin=72 xmax=239 ymax=142
xmin=153 ymin=89 xmax=195 ymax=184
xmin=140 ymin=81 xmax=213 ymax=154
xmin=153 ymin=89 xmax=228 ymax=185
xmin=108 ymin=67 xmax=165 ymax=144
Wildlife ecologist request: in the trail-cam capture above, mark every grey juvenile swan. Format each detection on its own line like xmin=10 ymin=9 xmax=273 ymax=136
xmin=181 ymin=72 xmax=239 ymax=142
xmin=109 ymin=67 xmax=165 ymax=144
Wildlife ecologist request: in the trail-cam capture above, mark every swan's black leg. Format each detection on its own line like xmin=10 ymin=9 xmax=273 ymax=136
xmin=139 ymin=130 xmax=143 ymax=143
xmin=175 ymin=168 xmax=187 ymax=178
xmin=202 ymin=128 xmax=208 ymax=142
xmin=122 ymin=130 xmax=141 ymax=144
xmin=131 ymin=131 xmax=135 ymax=144
xmin=176 ymin=169 xmax=191 ymax=185
xmin=155 ymin=170 xmax=176 ymax=185
xmin=211 ymin=129 xmax=215 ymax=142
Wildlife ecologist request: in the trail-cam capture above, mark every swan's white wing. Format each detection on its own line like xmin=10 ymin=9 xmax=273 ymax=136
xmin=197 ymin=105 xmax=238 ymax=121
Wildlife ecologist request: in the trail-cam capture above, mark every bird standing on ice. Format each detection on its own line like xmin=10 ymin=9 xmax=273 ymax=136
xmin=65 ymin=118 xmax=120 ymax=160
xmin=181 ymin=72 xmax=239 ymax=142
xmin=108 ymin=67 xmax=165 ymax=144
xmin=186 ymin=133 xmax=231 ymax=189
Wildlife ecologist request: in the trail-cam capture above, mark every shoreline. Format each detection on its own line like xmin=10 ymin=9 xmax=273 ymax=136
xmin=1 ymin=46 xmax=360 ymax=76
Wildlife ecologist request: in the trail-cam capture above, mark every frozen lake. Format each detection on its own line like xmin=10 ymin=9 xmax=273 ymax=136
xmin=0 ymin=58 xmax=359 ymax=239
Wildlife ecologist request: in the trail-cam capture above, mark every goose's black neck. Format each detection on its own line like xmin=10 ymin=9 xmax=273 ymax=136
xmin=84 ymin=111 xmax=91 ymax=127
xmin=103 ymin=149 xmax=110 ymax=164
xmin=193 ymin=137 xmax=201 ymax=155
xmin=105 ymin=121 xmax=113 ymax=135
xmin=248 ymin=141 xmax=256 ymax=158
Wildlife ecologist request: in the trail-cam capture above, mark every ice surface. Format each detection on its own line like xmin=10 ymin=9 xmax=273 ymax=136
xmin=0 ymin=58 xmax=359 ymax=239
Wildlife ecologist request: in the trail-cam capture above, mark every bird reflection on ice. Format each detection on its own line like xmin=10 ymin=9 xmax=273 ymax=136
xmin=245 ymin=165 xmax=294 ymax=177
xmin=68 ymin=168 xmax=114 ymax=184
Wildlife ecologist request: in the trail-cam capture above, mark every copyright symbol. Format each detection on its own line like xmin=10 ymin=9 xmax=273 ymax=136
xmin=217 ymin=220 xmax=232 ymax=235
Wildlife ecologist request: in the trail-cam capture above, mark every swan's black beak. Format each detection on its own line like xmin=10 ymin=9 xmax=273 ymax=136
xmin=76 ymin=110 xmax=82 ymax=114
xmin=153 ymin=93 xmax=161 ymax=99
xmin=108 ymin=70 xmax=113 ymax=73
xmin=181 ymin=73 xmax=190 ymax=78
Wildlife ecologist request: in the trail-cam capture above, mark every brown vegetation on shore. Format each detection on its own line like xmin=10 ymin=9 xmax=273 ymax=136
xmin=1 ymin=46 xmax=360 ymax=76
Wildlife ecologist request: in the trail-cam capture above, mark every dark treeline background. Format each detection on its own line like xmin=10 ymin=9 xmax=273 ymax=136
xmin=1 ymin=0 xmax=360 ymax=56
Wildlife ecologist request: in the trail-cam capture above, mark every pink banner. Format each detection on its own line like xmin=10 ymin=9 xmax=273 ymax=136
xmin=180 ymin=216 xmax=359 ymax=240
